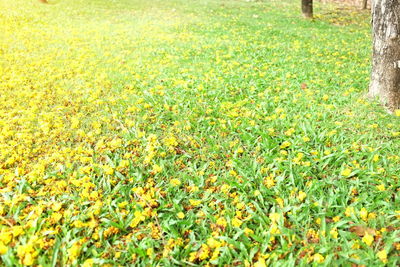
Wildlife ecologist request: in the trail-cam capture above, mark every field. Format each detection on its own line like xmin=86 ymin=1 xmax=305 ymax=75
xmin=0 ymin=0 xmax=399 ymax=265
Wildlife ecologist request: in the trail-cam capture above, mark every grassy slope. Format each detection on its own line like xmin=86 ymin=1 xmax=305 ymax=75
xmin=0 ymin=0 xmax=399 ymax=266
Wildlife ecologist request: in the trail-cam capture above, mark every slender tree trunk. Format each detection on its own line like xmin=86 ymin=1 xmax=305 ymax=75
xmin=369 ymin=0 xmax=400 ymax=111
xmin=302 ymin=0 xmax=313 ymax=19
xmin=362 ymin=0 xmax=368 ymax=9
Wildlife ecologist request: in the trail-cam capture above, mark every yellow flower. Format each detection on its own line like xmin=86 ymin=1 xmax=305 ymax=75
xmin=244 ymin=227 xmax=254 ymax=236
xmin=236 ymin=146 xmax=244 ymax=154
xmin=269 ymin=213 xmax=280 ymax=223
xmin=362 ymin=233 xmax=374 ymax=246
xmin=352 ymin=240 xmax=360 ymax=249
xmin=0 ymin=242 xmax=8 ymax=255
xmin=189 ymin=199 xmax=201 ymax=206
xmin=376 ymin=184 xmax=385 ymax=191
xmin=216 ymin=217 xmax=227 ymax=227
xmin=152 ymin=164 xmax=162 ymax=174
xmin=146 ymin=248 xmax=154 ymax=257
xmin=359 ymin=208 xmax=368 ymax=221
xmin=330 ymin=228 xmax=338 ymax=239
xmin=297 ymin=191 xmax=307 ymax=202
xmin=52 ymin=202 xmax=62 ymax=212
xmin=207 ymin=237 xmax=223 ymax=249
xmin=67 ymin=243 xmax=81 ymax=261
xmin=313 ymin=253 xmax=325 ymax=263
xmin=254 ymin=257 xmax=267 ymax=267
xmin=0 ymin=230 xmax=12 ymax=244
xmin=198 ymin=244 xmax=210 ymax=260
xmin=82 ymin=259 xmax=95 ymax=267
xmin=394 ymin=109 xmax=400 ymax=116
xmin=345 ymin=207 xmax=354 ymax=217
xmin=23 ymin=253 xmax=34 ymax=266
xmin=276 ymin=197 xmax=284 ymax=208
xmin=280 ymin=141 xmax=291 ymax=149
xmin=341 ymin=168 xmax=352 ymax=177
xmin=211 ymin=247 xmax=220 ymax=261
xmin=377 ymin=250 xmax=387 ymax=263
xmin=170 ymin=178 xmax=181 ymax=186
xmin=231 ymin=217 xmax=242 ymax=228
xmin=117 ymin=201 xmax=128 ymax=209
xmin=130 ymin=210 xmax=146 ymax=227
xmin=270 ymin=223 xmax=280 ymax=234
xmin=177 ymin=212 xmax=185 ymax=219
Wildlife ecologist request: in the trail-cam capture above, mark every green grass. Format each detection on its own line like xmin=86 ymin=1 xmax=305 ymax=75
xmin=0 ymin=0 xmax=399 ymax=266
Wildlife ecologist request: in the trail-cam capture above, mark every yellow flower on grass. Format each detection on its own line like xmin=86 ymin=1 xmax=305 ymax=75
xmin=276 ymin=197 xmax=284 ymax=208
xmin=359 ymin=208 xmax=368 ymax=221
xmin=102 ymin=165 xmax=114 ymax=175
xmin=152 ymin=164 xmax=162 ymax=174
xmin=147 ymin=248 xmax=154 ymax=257
xmin=130 ymin=210 xmax=146 ymax=228
xmin=207 ymin=237 xmax=223 ymax=249
xmin=254 ymin=257 xmax=267 ymax=267
xmin=189 ymin=199 xmax=201 ymax=206
xmin=216 ymin=217 xmax=227 ymax=227
xmin=297 ymin=191 xmax=307 ymax=202
xmin=170 ymin=178 xmax=181 ymax=186
xmin=362 ymin=233 xmax=374 ymax=246
xmin=244 ymin=227 xmax=254 ymax=236
xmin=377 ymin=250 xmax=387 ymax=263
xmin=177 ymin=212 xmax=185 ymax=219
xmin=52 ymin=202 xmax=62 ymax=212
xmin=198 ymin=244 xmax=210 ymax=260
xmin=270 ymin=223 xmax=280 ymax=234
xmin=341 ymin=168 xmax=352 ymax=177
xmin=236 ymin=146 xmax=244 ymax=154
xmin=117 ymin=201 xmax=128 ymax=209
xmin=0 ymin=230 xmax=12 ymax=244
xmin=82 ymin=259 xmax=95 ymax=267
xmin=330 ymin=228 xmax=338 ymax=239
xmin=345 ymin=207 xmax=354 ymax=217
xmin=0 ymin=242 xmax=8 ymax=255
xmin=313 ymin=253 xmax=325 ymax=263
xmin=231 ymin=217 xmax=242 ymax=228
xmin=211 ymin=248 xmax=220 ymax=261
xmin=23 ymin=253 xmax=34 ymax=266
xmin=269 ymin=213 xmax=280 ymax=223
xmin=67 ymin=242 xmax=81 ymax=261
xmin=394 ymin=109 xmax=400 ymax=116
xmin=376 ymin=184 xmax=385 ymax=191
xmin=280 ymin=141 xmax=291 ymax=149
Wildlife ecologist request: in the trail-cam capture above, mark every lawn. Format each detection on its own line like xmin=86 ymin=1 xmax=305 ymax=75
xmin=0 ymin=0 xmax=399 ymax=265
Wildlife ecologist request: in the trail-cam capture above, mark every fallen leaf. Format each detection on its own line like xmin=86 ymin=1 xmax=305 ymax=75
xmin=349 ymin=226 xmax=376 ymax=237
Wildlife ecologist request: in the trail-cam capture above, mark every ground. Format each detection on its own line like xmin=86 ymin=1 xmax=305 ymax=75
xmin=0 ymin=0 xmax=399 ymax=266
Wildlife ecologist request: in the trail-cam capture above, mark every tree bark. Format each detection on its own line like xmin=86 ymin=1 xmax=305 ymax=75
xmin=369 ymin=0 xmax=400 ymax=111
xmin=302 ymin=0 xmax=313 ymax=19
xmin=362 ymin=0 xmax=368 ymax=9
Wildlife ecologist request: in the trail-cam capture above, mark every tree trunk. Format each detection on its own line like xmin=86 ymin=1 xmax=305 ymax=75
xmin=369 ymin=0 xmax=400 ymax=111
xmin=362 ymin=0 xmax=368 ymax=9
xmin=302 ymin=0 xmax=313 ymax=19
